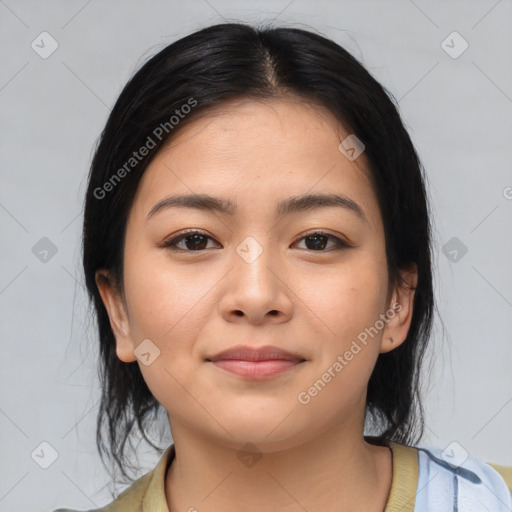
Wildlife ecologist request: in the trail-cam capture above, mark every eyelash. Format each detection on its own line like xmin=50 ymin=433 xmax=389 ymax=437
xmin=161 ymin=229 xmax=350 ymax=253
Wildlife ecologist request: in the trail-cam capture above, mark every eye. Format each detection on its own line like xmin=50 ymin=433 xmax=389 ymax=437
xmin=162 ymin=230 xmax=220 ymax=252
xmin=292 ymin=231 xmax=350 ymax=252
xmin=162 ymin=229 xmax=350 ymax=253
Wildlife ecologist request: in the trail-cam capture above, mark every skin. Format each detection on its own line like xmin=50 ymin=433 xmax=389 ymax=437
xmin=96 ymin=96 xmax=417 ymax=512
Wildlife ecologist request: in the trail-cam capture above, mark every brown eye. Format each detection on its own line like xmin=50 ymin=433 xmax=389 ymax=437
xmin=293 ymin=232 xmax=350 ymax=252
xmin=162 ymin=230 xmax=220 ymax=252
xmin=162 ymin=230 xmax=350 ymax=253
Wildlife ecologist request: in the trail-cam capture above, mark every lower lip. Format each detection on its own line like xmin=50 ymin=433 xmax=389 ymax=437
xmin=210 ymin=359 xmax=304 ymax=379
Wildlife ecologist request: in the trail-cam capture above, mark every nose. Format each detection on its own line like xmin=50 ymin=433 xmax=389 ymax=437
xmin=218 ymin=238 xmax=293 ymax=325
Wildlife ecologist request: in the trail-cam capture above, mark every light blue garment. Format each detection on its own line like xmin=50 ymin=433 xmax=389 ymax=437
xmin=413 ymin=445 xmax=512 ymax=511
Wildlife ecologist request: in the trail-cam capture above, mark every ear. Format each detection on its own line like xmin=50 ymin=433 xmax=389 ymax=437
xmin=95 ymin=269 xmax=137 ymax=363
xmin=379 ymin=264 xmax=418 ymax=354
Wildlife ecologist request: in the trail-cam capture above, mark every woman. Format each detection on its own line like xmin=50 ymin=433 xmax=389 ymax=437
xmin=54 ymin=22 xmax=511 ymax=512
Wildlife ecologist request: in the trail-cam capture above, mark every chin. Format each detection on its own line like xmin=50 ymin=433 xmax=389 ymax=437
xmin=203 ymin=416 xmax=311 ymax=453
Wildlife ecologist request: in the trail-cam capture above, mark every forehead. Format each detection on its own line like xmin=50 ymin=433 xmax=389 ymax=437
xmin=129 ymin=98 xmax=381 ymax=232
xmin=163 ymin=96 xmax=354 ymax=160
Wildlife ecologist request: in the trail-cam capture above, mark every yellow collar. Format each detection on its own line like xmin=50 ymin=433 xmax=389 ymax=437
xmin=140 ymin=441 xmax=419 ymax=511
xmin=385 ymin=441 xmax=419 ymax=511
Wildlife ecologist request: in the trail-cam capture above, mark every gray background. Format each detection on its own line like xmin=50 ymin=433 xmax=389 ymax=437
xmin=1 ymin=0 xmax=511 ymax=510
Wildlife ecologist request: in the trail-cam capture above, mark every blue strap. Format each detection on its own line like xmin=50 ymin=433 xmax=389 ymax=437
xmin=417 ymin=448 xmax=482 ymax=483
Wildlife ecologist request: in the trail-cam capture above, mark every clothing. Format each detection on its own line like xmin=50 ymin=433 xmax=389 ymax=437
xmin=53 ymin=442 xmax=512 ymax=512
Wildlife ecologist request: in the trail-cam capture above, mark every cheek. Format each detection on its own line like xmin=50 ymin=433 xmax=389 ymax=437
xmin=300 ymin=258 xmax=387 ymax=339
xmin=298 ymin=257 xmax=387 ymax=395
xmin=122 ymin=253 xmax=214 ymax=411
xmin=124 ymin=250 xmax=217 ymax=342
xmin=297 ymin=272 xmax=385 ymax=412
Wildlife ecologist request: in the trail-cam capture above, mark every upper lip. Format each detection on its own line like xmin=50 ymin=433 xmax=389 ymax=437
xmin=207 ymin=345 xmax=305 ymax=362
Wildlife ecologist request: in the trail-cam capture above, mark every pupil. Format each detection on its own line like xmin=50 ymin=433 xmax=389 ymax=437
xmin=187 ymin=234 xmax=207 ymax=250
xmin=307 ymin=235 xmax=327 ymax=250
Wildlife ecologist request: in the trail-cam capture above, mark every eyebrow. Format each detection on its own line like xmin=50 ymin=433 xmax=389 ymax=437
xmin=146 ymin=192 xmax=368 ymax=225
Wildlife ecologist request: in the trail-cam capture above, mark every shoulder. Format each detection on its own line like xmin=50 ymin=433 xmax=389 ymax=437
xmin=412 ymin=443 xmax=512 ymax=511
xmin=51 ymin=444 xmax=174 ymax=512
xmin=489 ymin=463 xmax=512 ymax=494
xmin=51 ymin=467 xmax=153 ymax=512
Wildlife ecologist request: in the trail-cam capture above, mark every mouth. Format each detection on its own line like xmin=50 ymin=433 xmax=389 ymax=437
xmin=206 ymin=345 xmax=307 ymax=380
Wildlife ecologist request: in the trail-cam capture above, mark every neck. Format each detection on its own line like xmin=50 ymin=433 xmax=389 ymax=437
xmin=165 ymin=419 xmax=393 ymax=512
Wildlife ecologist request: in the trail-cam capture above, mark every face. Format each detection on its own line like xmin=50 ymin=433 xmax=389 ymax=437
xmin=97 ymin=97 xmax=416 ymax=453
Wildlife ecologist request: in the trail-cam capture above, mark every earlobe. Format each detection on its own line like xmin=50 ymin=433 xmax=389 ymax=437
xmin=95 ymin=269 xmax=137 ymax=363
xmin=380 ymin=264 xmax=418 ymax=354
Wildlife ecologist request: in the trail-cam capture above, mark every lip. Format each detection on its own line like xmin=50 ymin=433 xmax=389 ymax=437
xmin=207 ymin=345 xmax=305 ymax=362
xmin=206 ymin=345 xmax=306 ymax=380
